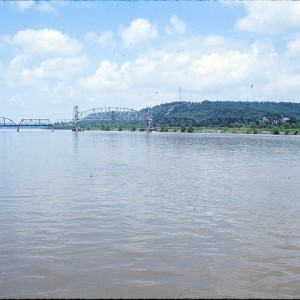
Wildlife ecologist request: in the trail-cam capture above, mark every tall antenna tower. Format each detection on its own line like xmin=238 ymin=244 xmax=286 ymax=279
xmin=179 ymin=87 xmax=182 ymax=100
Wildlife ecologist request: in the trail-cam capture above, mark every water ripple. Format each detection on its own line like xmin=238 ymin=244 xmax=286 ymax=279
xmin=1 ymin=131 xmax=300 ymax=298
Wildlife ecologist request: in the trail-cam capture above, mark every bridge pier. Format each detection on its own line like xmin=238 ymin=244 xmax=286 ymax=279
xmin=146 ymin=107 xmax=153 ymax=132
xmin=72 ymin=126 xmax=84 ymax=132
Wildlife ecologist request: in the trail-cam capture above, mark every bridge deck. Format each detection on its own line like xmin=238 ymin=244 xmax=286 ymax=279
xmin=0 ymin=117 xmax=53 ymax=130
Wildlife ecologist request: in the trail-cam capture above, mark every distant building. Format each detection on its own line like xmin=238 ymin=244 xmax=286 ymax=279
xmin=282 ymin=117 xmax=290 ymax=123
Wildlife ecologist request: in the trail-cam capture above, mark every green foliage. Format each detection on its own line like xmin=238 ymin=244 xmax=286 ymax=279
xmin=58 ymin=101 xmax=300 ymax=132
xmin=148 ymin=101 xmax=300 ymax=128
xmin=180 ymin=125 xmax=186 ymax=132
xmin=187 ymin=125 xmax=194 ymax=132
xmin=160 ymin=125 xmax=169 ymax=132
xmin=117 ymin=124 xmax=123 ymax=131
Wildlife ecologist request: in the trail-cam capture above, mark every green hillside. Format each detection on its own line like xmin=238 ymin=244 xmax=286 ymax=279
xmin=146 ymin=101 xmax=300 ymax=127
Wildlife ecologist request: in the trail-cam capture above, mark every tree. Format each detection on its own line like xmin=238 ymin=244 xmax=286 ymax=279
xmin=160 ymin=125 xmax=166 ymax=132
xmin=117 ymin=124 xmax=123 ymax=131
xmin=273 ymin=128 xmax=279 ymax=135
xmin=187 ymin=125 xmax=194 ymax=133
xmin=180 ymin=125 xmax=186 ymax=132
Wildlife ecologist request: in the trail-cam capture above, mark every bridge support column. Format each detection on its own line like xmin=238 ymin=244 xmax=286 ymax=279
xmin=17 ymin=126 xmax=19 ymax=132
xmin=146 ymin=107 xmax=153 ymax=132
xmin=72 ymin=105 xmax=84 ymax=131
xmin=72 ymin=124 xmax=84 ymax=132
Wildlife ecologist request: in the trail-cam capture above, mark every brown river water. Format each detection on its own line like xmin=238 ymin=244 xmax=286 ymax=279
xmin=1 ymin=130 xmax=300 ymax=298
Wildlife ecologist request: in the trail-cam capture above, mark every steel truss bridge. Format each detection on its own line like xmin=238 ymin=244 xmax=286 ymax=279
xmin=72 ymin=105 xmax=153 ymax=131
xmin=0 ymin=117 xmax=53 ymax=131
xmin=0 ymin=105 xmax=153 ymax=132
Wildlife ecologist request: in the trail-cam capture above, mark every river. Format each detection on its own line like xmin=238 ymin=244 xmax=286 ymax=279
xmin=1 ymin=130 xmax=300 ymax=298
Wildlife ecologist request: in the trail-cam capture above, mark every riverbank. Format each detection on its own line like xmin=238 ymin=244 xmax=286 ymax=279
xmin=74 ymin=124 xmax=300 ymax=135
xmin=180 ymin=126 xmax=299 ymax=135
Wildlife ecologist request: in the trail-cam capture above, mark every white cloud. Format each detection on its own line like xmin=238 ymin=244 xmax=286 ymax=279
xmin=3 ymin=29 xmax=87 ymax=89
xmin=11 ymin=0 xmax=34 ymax=11
xmin=7 ymin=29 xmax=82 ymax=56
xmin=82 ymin=41 xmax=256 ymax=90
xmin=287 ymin=38 xmax=300 ymax=56
xmin=190 ymin=50 xmax=259 ymax=90
xmin=237 ymin=2 xmax=300 ymax=35
xmin=96 ymin=32 xmax=115 ymax=48
xmin=8 ymin=95 xmax=25 ymax=108
xmin=85 ymin=31 xmax=116 ymax=48
xmin=84 ymin=32 xmax=97 ymax=41
xmin=119 ymin=18 xmax=158 ymax=47
xmin=36 ymin=2 xmax=57 ymax=14
xmin=11 ymin=0 xmax=57 ymax=13
xmin=53 ymin=82 xmax=76 ymax=99
xmin=9 ymin=54 xmax=29 ymax=68
xmin=20 ymin=56 xmax=88 ymax=84
xmin=165 ymin=15 xmax=186 ymax=35
xmin=274 ymin=74 xmax=300 ymax=90
xmin=3 ymin=22 xmax=300 ymax=116
xmin=79 ymin=36 xmax=291 ymax=107
xmin=80 ymin=59 xmax=128 ymax=90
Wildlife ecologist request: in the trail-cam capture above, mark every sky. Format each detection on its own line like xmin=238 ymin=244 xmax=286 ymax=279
xmin=1 ymin=1 xmax=300 ymax=121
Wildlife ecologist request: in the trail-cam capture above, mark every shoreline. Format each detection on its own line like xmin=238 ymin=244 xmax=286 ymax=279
xmin=73 ymin=126 xmax=299 ymax=136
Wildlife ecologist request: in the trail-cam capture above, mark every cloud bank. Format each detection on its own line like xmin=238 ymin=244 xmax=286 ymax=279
xmin=2 ymin=3 xmax=300 ymax=120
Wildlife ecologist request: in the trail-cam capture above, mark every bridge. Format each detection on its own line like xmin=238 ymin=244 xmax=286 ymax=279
xmin=0 ymin=117 xmax=17 ymax=127
xmin=0 ymin=117 xmax=54 ymax=131
xmin=72 ymin=105 xmax=153 ymax=131
xmin=0 ymin=105 xmax=153 ymax=132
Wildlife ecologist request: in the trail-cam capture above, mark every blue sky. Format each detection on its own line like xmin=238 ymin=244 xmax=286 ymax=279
xmin=1 ymin=1 xmax=300 ymax=120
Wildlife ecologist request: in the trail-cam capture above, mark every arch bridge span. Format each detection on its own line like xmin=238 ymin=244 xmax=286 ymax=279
xmin=73 ymin=105 xmax=153 ymax=130
xmin=0 ymin=117 xmax=17 ymax=127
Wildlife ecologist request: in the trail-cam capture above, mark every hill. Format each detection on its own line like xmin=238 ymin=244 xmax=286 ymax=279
xmin=146 ymin=101 xmax=300 ymax=127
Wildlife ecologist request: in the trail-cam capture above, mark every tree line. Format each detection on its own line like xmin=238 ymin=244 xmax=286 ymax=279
xmin=147 ymin=100 xmax=300 ymax=127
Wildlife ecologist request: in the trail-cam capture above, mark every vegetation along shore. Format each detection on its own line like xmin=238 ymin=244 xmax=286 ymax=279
xmin=56 ymin=100 xmax=300 ymax=135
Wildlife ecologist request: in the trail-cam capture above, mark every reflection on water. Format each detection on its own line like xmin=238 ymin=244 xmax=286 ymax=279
xmin=1 ymin=130 xmax=300 ymax=298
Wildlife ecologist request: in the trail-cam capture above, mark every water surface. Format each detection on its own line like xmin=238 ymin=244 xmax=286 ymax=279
xmin=1 ymin=130 xmax=300 ymax=298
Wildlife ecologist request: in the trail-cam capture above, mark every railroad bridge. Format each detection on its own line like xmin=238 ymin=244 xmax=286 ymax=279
xmin=72 ymin=105 xmax=153 ymax=131
xmin=0 ymin=117 xmax=53 ymax=131
xmin=1 ymin=105 xmax=153 ymax=132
